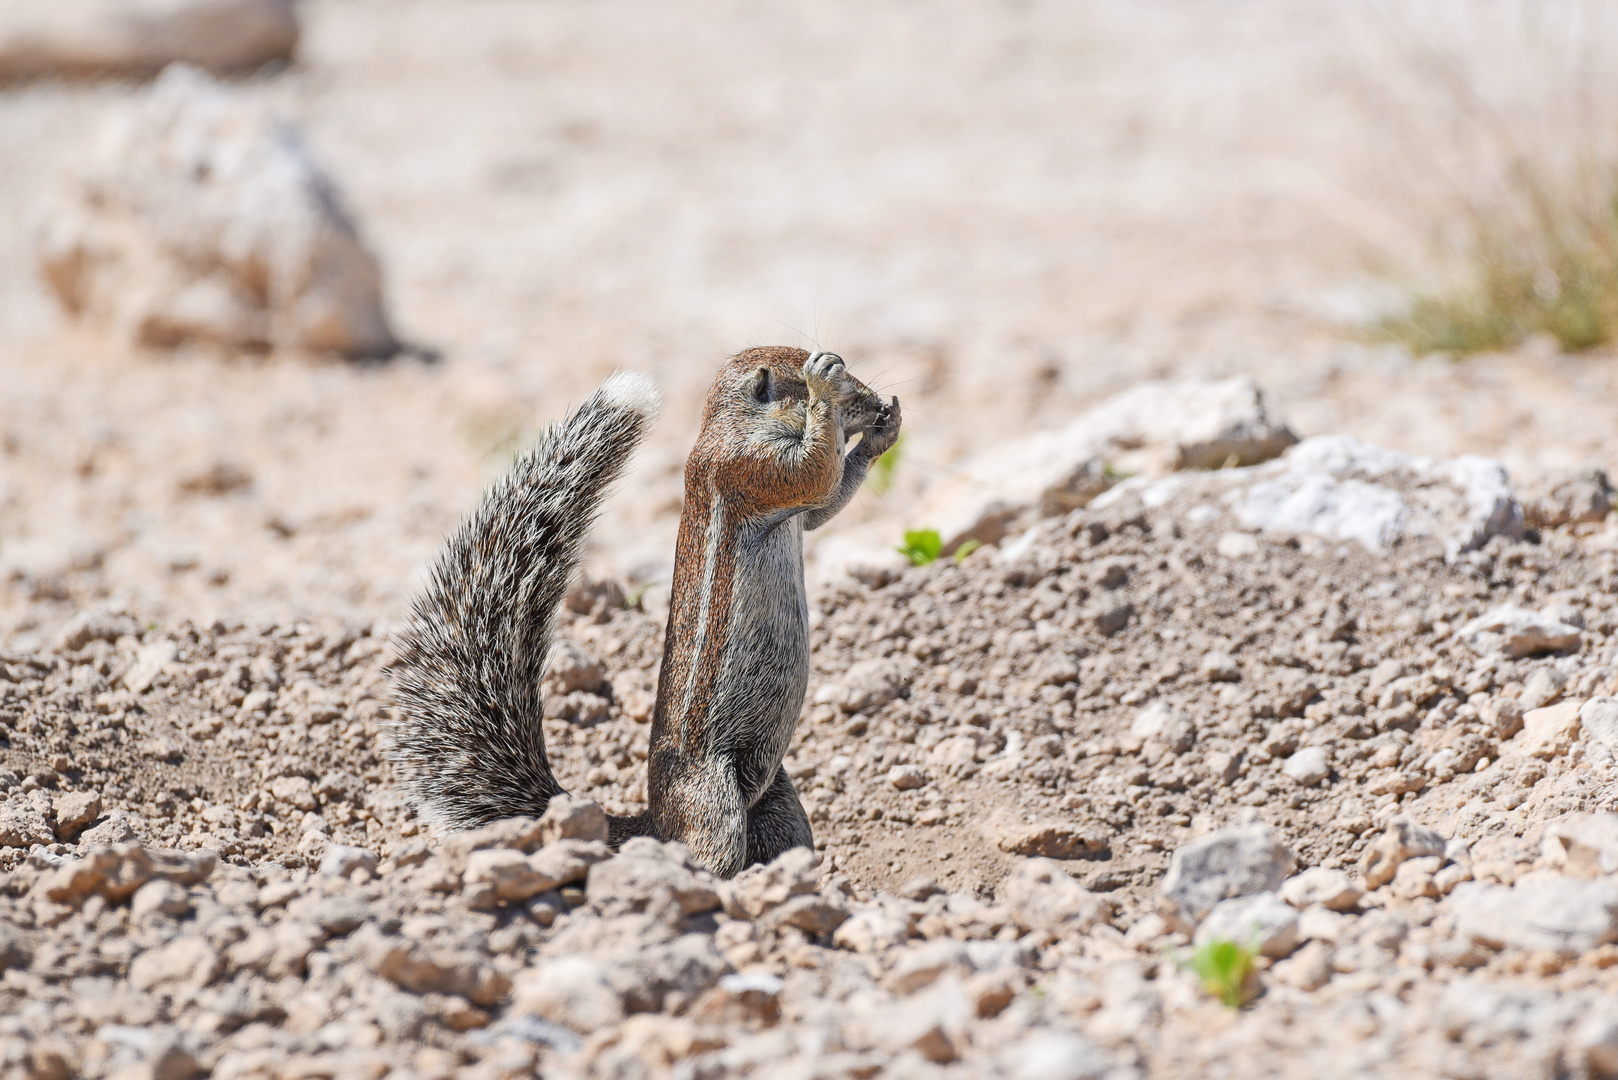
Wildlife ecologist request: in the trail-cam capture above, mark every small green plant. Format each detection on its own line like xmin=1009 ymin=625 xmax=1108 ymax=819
xmin=622 ymin=580 xmax=663 ymax=611
xmin=896 ymin=528 xmax=943 ymax=566
xmin=896 ymin=529 xmax=980 ymax=567
xmin=1181 ymin=937 xmax=1258 ymax=1010
xmin=864 ymin=432 xmax=906 ymax=495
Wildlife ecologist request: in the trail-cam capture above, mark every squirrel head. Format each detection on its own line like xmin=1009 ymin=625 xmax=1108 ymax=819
xmin=685 ymin=346 xmax=888 ymax=511
xmin=700 ymin=345 xmax=886 ymax=439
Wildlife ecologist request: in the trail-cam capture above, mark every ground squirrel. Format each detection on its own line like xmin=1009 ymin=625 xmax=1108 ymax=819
xmin=388 ymin=347 xmax=902 ymax=877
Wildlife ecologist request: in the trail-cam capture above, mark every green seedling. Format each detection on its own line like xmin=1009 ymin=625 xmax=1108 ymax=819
xmin=622 ymin=581 xmax=663 ymax=611
xmin=864 ymin=431 xmax=906 ymax=496
xmin=1181 ymin=937 xmax=1258 ymax=1010
xmin=896 ymin=528 xmax=943 ymax=567
xmin=897 ymin=529 xmax=982 ymax=567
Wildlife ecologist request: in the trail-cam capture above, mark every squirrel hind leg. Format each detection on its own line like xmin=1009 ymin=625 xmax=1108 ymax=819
xmin=745 ymin=768 xmax=814 ymax=868
xmin=607 ymin=810 xmax=656 ymax=847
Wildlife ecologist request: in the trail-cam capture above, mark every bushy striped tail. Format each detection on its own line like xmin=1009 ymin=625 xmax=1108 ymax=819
xmin=388 ymin=372 xmax=661 ymax=830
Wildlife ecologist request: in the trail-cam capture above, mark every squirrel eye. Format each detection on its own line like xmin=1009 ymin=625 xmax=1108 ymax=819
xmin=751 ymin=367 xmax=771 ymax=404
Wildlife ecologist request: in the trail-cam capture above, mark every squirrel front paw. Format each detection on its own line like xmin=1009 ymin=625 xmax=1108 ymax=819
xmin=860 ymin=395 xmax=902 ymax=458
xmin=802 ymin=351 xmax=852 ymax=402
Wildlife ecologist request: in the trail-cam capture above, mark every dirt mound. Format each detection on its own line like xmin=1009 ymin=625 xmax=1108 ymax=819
xmin=2 ymin=488 xmax=1616 ymax=1076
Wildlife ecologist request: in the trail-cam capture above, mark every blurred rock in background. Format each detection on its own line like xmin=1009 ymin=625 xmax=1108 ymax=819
xmin=0 ymin=0 xmax=297 ymax=83
xmin=36 ymin=64 xmax=397 ymax=359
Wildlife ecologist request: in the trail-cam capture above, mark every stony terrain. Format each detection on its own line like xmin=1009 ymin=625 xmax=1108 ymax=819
xmin=3 ymin=481 xmax=1618 ymax=1078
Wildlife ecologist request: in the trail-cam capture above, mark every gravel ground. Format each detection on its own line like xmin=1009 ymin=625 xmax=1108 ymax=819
xmin=2 ymin=494 xmax=1617 ymax=1078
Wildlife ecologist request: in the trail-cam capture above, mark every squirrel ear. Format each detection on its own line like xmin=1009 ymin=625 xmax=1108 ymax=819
xmin=751 ymin=366 xmax=772 ymax=404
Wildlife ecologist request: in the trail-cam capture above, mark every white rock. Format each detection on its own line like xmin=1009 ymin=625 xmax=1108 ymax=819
xmin=465 ymin=849 xmax=550 ymax=902
xmin=1215 ymin=531 xmax=1260 ymax=558
xmin=1359 ymin=817 xmax=1446 ymax=890
xmin=1281 ymin=746 xmax=1330 ymax=787
xmin=0 ymin=799 xmax=55 ymax=849
xmin=1581 ymin=698 xmax=1618 ymax=777
xmin=910 ymin=376 xmax=1295 ymax=553
xmin=123 ymin=640 xmax=178 ymax=693
xmin=1278 ymin=867 xmax=1362 ymax=912
xmin=886 ymin=764 xmax=929 ymax=790
xmin=1230 ymin=437 xmax=1520 ymax=558
xmin=886 ymin=939 xmax=973 ymax=995
xmin=1199 ymin=652 xmax=1239 ymax=682
xmin=1108 ymin=435 xmax=1523 ymax=560
xmin=131 ymin=879 xmax=192 ymax=921
xmin=1000 ymin=1031 xmax=1111 ymax=1080
xmin=999 ymin=858 xmax=1112 ymax=933
xmin=1450 ymin=878 xmax=1618 ymax=955
xmin=1512 ymin=700 xmax=1584 ymax=760
xmin=1160 ymin=824 xmax=1296 ymax=925
xmin=511 ymin=956 xmax=625 ymax=1032
xmin=1543 ymin=813 xmax=1618 ymax=879
xmin=1129 ymin=702 xmax=1194 ymax=752
xmin=1520 ymin=666 xmax=1569 ymax=710
xmin=1576 ymin=1012 xmax=1618 ymax=1079
xmin=0 ymin=0 xmax=297 ymax=81
xmin=833 ymin=907 xmax=911 ymax=953
xmin=38 ymin=65 xmax=396 ymax=358
xmin=1459 ymin=607 xmax=1583 ymax=660
xmin=1194 ymin=892 xmax=1300 ymax=958
xmin=317 ymin=845 xmax=378 ymax=879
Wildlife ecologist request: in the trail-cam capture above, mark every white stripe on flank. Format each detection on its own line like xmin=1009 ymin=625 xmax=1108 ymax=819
xmin=681 ymin=490 xmax=726 ymax=716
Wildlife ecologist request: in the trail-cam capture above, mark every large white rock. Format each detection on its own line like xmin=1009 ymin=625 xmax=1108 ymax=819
xmin=1582 ymin=698 xmax=1618 ymax=778
xmin=1193 ymin=892 xmax=1300 ymax=958
xmin=1450 ymin=878 xmax=1618 ymax=956
xmin=1543 ymin=813 xmax=1618 ymax=879
xmin=1160 ymin=824 xmax=1296 ymax=926
xmin=0 ymin=0 xmax=296 ymax=82
xmin=1458 ymin=606 xmax=1583 ymax=660
xmin=38 ymin=65 xmax=396 ymax=358
xmin=1098 ymin=434 xmax=1524 ymax=560
xmin=910 ymin=376 xmax=1296 ymax=553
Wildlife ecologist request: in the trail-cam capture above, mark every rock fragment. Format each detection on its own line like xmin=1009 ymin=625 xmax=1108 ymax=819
xmin=1281 ymin=746 xmax=1330 ymax=787
xmin=1460 ymin=607 xmax=1583 ymax=660
xmin=0 ymin=798 xmax=55 ymax=848
xmin=1543 ymin=814 xmax=1618 ymax=879
xmin=512 ymin=956 xmax=625 ymax=1032
xmin=1194 ymin=892 xmax=1300 ymax=958
xmin=51 ymin=791 xmax=103 ymax=838
xmin=1279 ymin=867 xmax=1363 ymax=912
xmin=318 ymin=844 xmax=378 ymax=879
xmin=38 ymin=65 xmax=396 ymax=358
xmin=999 ymin=858 xmax=1113 ymax=933
xmin=1513 ymin=700 xmax=1583 ymax=760
xmin=719 ymin=847 xmax=818 ymax=919
xmin=991 ymin=820 xmax=1108 ymax=860
xmin=0 ymin=0 xmax=298 ymax=82
xmin=911 ymin=376 xmax=1296 ymax=553
xmin=1160 ymin=824 xmax=1295 ymax=925
xmin=1450 ymin=878 xmax=1618 ymax=955
xmin=814 ymin=658 xmax=906 ymax=713
xmin=1359 ymin=818 xmax=1446 ymax=890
